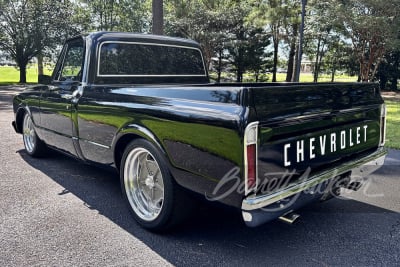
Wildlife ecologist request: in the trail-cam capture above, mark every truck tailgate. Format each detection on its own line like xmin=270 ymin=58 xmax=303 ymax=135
xmin=248 ymin=83 xmax=384 ymax=190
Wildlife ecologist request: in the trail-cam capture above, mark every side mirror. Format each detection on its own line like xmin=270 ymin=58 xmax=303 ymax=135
xmin=38 ymin=74 xmax=52 ymax=85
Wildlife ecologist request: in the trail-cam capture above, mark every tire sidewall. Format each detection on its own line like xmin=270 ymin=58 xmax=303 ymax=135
xmin=22 ymin=113 xmax=41 ymax=156
xmin=120 ymin=139 xmax=175 ymax=230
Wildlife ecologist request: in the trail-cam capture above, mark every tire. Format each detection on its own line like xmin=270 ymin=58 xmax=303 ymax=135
xmin=120 ymin=139 xmax=190 ymax=231
xmin=22 ymin=112 xmax=47 ymax=157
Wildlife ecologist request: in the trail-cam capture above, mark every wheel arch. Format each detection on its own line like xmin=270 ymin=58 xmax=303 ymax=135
xmin=15 ymin=106 xmax=30 ymax=134
xmin=113 ymin=124 xmax=168 ymax=172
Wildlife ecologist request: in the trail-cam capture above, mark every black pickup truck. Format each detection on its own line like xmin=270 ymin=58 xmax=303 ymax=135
xmin=12 ymin=32 xmax=387 ymax=231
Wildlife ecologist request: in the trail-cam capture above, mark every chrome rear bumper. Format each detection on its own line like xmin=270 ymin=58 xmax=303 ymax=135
xmin=241 ymin=148 xmax=387 ymax=226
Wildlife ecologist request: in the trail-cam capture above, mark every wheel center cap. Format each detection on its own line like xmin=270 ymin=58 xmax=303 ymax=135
xmin=145 ymin=177 xmax=155 ymax=188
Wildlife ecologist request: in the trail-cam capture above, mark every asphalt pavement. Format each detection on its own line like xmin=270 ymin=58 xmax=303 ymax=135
xmin=0 ymin=86 xmax=399 ymax=266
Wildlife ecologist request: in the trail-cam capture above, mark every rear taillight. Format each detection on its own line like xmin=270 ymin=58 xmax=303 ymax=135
xmin=246 ymin=144 xmax=256 ymax=188
xmin=244 ymin=122 xmax=258 ymax=195
xmin=380 ymin=104 xmax=387 ymax=146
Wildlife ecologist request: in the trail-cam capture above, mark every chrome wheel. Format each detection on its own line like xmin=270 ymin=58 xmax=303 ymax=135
xmin=23 ymin=114 xmax=36 ymax=153
xmin=123 ymin=147 xmax=165 ymax=221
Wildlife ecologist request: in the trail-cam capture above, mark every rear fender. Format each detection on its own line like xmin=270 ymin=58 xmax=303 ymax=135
xmin=112 ymin=123 xmax=168 ymax=171
xmin=14 ymin=105 xmax=31 ymax=134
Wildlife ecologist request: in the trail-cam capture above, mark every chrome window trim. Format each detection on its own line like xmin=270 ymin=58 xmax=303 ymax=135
xmin=81 ymin=36 xmax=91 ymax=85
xmin=52 ymin=44 xmax=69 ymax=81
xmin=380 ymin=104 xmax=387 ymax=146
xmin=97 ymin=41 xmax=208 ymax=77
xmin=54 ymin=39 xmax=85 ymax=82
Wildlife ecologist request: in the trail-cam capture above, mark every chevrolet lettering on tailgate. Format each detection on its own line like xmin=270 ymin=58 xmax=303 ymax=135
xmin=283 ymin=124 xmax=370 ymax=167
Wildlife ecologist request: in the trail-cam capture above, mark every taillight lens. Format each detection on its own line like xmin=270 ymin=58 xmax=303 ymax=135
xmin=244 ymin=122 xmax=259 ymax=195
xmin=246 ymin=144 xmax=257 ymax=188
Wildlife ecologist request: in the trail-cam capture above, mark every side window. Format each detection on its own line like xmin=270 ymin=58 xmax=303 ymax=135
xmin=57 ymin=41 xmax=84 ymax=81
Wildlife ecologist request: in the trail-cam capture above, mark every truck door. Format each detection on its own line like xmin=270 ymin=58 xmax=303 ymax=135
xmin=40 ymin=38 xmax=84 ymax=156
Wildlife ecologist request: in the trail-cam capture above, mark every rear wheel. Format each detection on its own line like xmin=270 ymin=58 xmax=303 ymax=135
xmin=22 ymin=112 xmax=47 ymax=157
xmin=120 ymin=139 xmax=190 ymax=231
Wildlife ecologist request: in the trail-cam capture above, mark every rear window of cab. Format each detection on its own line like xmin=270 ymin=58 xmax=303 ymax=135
xmin=98 ymin=41 xmax=206 ymax=77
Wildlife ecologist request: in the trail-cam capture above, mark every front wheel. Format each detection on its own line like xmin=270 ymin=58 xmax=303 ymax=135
xmin=120 ymin=139 xmax=190 ymax=231
xmin=22 ymin=112 xmax=47 ymax=157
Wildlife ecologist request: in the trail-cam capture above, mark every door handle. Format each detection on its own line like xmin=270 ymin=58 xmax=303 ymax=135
xmin=61 ymin=89 xmax=81 ymax=102
xmin=61 ymin=94 xmax=74 ymax=100
xmin=48 ymin=86 xmax=58 ymax=91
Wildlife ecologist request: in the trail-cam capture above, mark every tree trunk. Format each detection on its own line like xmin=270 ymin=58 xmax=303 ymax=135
xmin=152 ymin=0 xmax=164 ymax=35
xmin=286 ymin=42 xmax=296 ymax=82
xmin=99 ymin=10 xmax=104 ymax=31
xmin=391 ymin=55 xmax=400 ymax=90
xmin=390 ymin=76 xmax=398 ymax=90
xmin=237 ymin=68 xmax=241 ymax=82
xmin=313 ymin=38 xmax=321 ymax=83
xmin=109 ymin=1 xmax=115 ymax=31
xmin=217 ymin=68 xmax=221 ymax=83
xmin=19 ymin=63 xmax=27 ymax=83
xmin=331 ymin=60 xmax=336 ymax=82
xmin=361 ymin=63 xmax=369 ymax=82
xmin=286 ymin=24 xmax=298 ymax=82
xmin=292 ymin=47 xmax=298 ymax=82
xmin=379 ymin=74 xmax=388 ymax=90
xmin=37 ymin=54 xmax=44 ymax=76
xmin=217 ymin=49 xmax=222 ymax=83
xmin=272 ymin=40 xmax=278 ymax=82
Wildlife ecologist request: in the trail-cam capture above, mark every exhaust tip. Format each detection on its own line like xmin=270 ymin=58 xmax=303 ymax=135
xmin=342 ymin=181 xmax=362 ymax=191
xmin=278 ymin=211 xmax=300 ymax=225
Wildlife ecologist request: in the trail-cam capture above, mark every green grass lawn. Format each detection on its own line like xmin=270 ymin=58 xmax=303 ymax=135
xmin=0 ymin=65 xmax=52 ymax=84
xmin=2 ymin=65 xmax=357 ymax=84
xmin=258 ymin=73 xmax=358 ymax=83
xmin=210 ymin=72 xmax=358 ymax=83
xmin=385 ymin=100 xmax=400 ymax=149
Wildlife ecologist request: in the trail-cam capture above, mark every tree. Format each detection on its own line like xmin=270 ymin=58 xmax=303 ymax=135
xmin=119 ymin=0 xmax=151 ymax=32
xmin=334 ymin=0 xmax=400 ymax=82
xmin=227 ymin=27 xmax=271 ymax=82
xmin=248 ymin=0 xmax=281 ymax=82
xmin=303 ymin=0 xmax=343 ymax=82
xmin=83 ymin=0 xmax=151 ymax=32
xmin=248 ymin=0 xmax=301 ymax=82
xmin=325 ymin=40 xmax=350 ymax=82
xmin=152 ymin=0 xmax=163 ymax=34
xmin=377 ymin=50 xmax=400 ymax=90
xmin=280 ymin=0 xmax=301 ymax=82
xmin=0 ymin=0 xmax=77 ymax=83
xmin=247 ymin=32 xmax=273 ymax=82
xmin=304 ymin=1 xmax=321 ymax=82
xmin=85 ymin=0 xmax=118 ymax=31
xmin=166 ymin=1 xmax=272 ymax=82
xmin=165 ymin=0 xmax=244 ymax=70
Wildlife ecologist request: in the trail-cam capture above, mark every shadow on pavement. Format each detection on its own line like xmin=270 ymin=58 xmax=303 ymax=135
xmin=0 ymin=86 xmax=25 ymax=110
xmin=17 ymin=148 xmax=400 ymax=266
